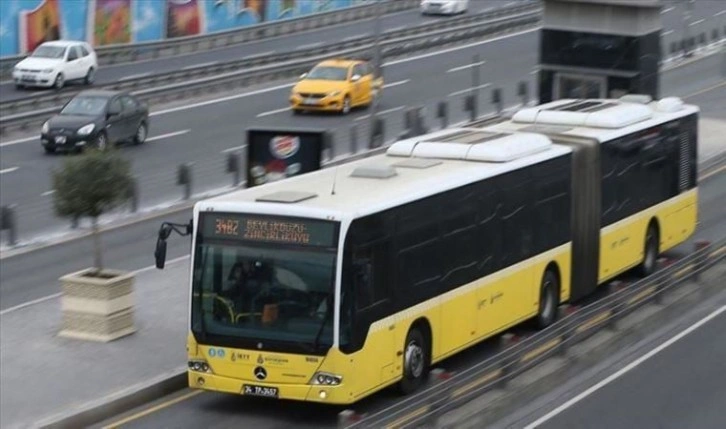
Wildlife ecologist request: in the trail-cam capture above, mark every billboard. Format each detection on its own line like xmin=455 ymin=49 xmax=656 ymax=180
xmin=246 ymin=128 xmax=330 ymax=188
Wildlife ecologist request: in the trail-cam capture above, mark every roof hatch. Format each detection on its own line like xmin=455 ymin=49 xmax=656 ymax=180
xmin=512 ymin=98 xmax=654 ymax=128
xmin=255 ymin=191 xmax=317 ymax=203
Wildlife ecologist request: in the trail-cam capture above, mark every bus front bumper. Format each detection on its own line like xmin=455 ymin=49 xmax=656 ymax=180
xmin=188 ymin=370 xmax=349 ymax=404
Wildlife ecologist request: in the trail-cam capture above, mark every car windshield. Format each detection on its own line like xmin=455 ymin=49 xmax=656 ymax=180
xmin=60 ymin=96 xmax=108 ymax=116
xmin=191 ymin=239 xmax=337 ymax=353
xmin=31 ymin=45 xmax=66 ymax=59
xmin=305 ymin=66 xmax=349 ymax=81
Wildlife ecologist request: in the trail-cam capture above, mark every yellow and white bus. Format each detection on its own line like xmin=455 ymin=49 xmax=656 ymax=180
xmin=155 ymin=95 xmax=698 ymax=404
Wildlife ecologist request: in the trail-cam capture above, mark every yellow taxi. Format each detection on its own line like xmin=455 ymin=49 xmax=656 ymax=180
xmin=289 ymin=59 xmax=383 ymax=115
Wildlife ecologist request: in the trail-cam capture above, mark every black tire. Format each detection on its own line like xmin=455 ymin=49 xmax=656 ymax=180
xmin=44 ymin=146 xmax=56 ymax=154
xmin=536 ymin=270 xmax=559 ymax=329
xmin=398 ymin=327 xmax=429 ymax=395
xmin=341 ymin=96 xmax=351 ymax=115
xmin=54 ymin=73 xmax=64 ymax=90
xmin=292 ymin=109 xmax=302 ymax=115
xmin=133 ymin=122 xmax=147 ymax=145
xmin=15 ymin=83 xmax=24 ymax=90
xmin=84 ymin=67 xmax=95 ymax=85
xmin=638 ymin=224 xmax=659 ymax=277
xmin=95 ymin=132 xmax=108 ymax=151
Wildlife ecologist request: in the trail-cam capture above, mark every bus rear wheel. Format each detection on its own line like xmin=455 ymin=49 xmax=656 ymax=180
xmin=638 ymin=224 xmax=659 ymax=277
xmin=536 ymin=270 xmax=559 ymax=329
xmin=398 ymin=327 xmax=429 ymax=395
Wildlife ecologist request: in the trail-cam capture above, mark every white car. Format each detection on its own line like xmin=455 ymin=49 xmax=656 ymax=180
xmin=420 ymin=0 xmax=469 ymax=15
xmin=12 ymin=40 xmax=98 ymax=90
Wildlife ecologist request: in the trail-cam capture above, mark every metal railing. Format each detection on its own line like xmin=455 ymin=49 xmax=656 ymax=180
xmin=0 ymin=2 xmax=542 ymax=133
xmin=345 ymin=237 xmax=726 ymax=429
xmin=0 ymin=0 xmax=419 ymax=78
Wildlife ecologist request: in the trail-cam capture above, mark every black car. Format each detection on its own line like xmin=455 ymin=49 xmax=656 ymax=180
xmin=41 ymin=90 xmax=149 ymax=154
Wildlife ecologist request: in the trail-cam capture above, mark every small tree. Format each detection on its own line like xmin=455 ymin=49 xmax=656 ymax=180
xmin=52 ymin=148 xmax=133 ymax=274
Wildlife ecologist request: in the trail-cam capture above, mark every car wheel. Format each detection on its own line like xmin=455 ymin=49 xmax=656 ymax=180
xmin=341 ymin=96 xmax=351 ymax=115
xmin=44 ymin=146 xmax=56 ymax=154
xmin=85 ymin=67 xmax=95 ymax=85
xmin=292 ymin=109 xmax=302 ymax=116
xmin=54 ymin=73 xmax=64 ymax=90
xmin=95 ymin=132 xmax=108 ymax=151
xmin=15 ymin=83 xmax=24 ymax=90
xmin=134 ymin=122 xmax=147 ymax=145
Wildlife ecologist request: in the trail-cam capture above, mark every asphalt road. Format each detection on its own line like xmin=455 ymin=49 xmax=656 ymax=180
xmin=1 ymin=13 xmax=724 ymax=247
xmin=497 ymin=294 xmax=726 ymax=429
xmin=0 ymin=0 xmax=503 ymax=102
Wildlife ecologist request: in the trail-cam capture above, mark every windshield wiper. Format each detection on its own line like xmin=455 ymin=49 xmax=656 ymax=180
xmin=312 ymin=295 xmax=333 ymax=351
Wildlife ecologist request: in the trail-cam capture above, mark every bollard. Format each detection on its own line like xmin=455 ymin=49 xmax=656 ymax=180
xmin=350 ymin=124 xmax=358 ymax=154
xmin=491 ymin=88 xmax=503 ymax=114
xmin=128 ymin=178 xmax=139 ymax=213
xmin=713 ymin=29 xmax=719 ymax=42
xmin=517 ymin=81 xmax=529 ymax=106
xmin=464 ymin=94 xmax=477 ymax=123
xmin=699 ymin=33 xmax=706 ymax=46
xmin=226 ymin=152 xmax=241 ymax=187
xmin=71 ymin=215 xmax=79 ymax=229
xmin=693 ymin=240 xmax=711 ymax=281
xmin=370 ymin=117 xmax=384 ymax=148
xmin=323 ymin=130 xmax=335 ymax=161
xmin=414 ymin=106 xmax=428 ymax=136
xmin=437 ymin=100 xmax=449 ymax=129
xmin=0 ymin=205 xmax=18 ymax=246
xmin=177 ymin=163 xmax=193 ymax=200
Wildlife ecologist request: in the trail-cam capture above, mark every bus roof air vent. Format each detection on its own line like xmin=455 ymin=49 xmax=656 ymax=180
xmin=465 ymin=133 xmax=552 ymax=163
xmin=350 ymin=165 xmax=397 ymax=179
xmin=392 ymin=158 xmax=442 ymax=169
xmin=512 ymin=98 xmax=653 ymax=129
xmin=255 ymin=191 xmax=318 ymax=204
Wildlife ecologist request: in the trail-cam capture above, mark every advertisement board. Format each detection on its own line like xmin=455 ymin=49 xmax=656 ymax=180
xmin=246 ymin=128 xmax=330 ymax=188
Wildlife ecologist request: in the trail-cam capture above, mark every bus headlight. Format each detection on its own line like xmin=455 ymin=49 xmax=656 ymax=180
xmin=310 ymin=372 xmax=342 ymax=385
xmin=188 ymin=360 xmax=212 ymax=373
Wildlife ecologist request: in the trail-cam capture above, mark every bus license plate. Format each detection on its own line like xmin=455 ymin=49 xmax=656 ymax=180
xmin=243 ymin=384 xmax=279 ymax=398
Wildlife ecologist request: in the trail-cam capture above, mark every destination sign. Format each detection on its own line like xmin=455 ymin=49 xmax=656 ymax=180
xmin=202 ymin=213 xmax=336 ymax=247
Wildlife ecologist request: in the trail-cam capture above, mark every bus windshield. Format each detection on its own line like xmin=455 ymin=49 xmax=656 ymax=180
xmin=191 ymin=214 xmax=338 ymax=354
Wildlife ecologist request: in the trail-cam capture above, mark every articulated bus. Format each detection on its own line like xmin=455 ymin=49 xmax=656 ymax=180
xmin=154 ymin=95 xmax=698 ymax=404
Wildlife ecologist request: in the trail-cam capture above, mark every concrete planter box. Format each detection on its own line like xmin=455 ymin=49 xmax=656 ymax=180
xmin=58 ymin=268 xmax=136 ymax=342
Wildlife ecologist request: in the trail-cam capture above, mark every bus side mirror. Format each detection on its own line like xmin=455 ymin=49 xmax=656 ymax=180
xmin=155 ymin=238 xmax=167 ymax=269
xmin=155 ymin=224 xmax=172 ymax=269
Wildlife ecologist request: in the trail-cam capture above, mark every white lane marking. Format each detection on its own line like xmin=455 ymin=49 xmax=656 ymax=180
xmin=355 ymin=106 xmax=406 ymax=121
xmin=530 ymin=68 xmax=540 ymax=75
xmin=222 ymin=144 xmax=247 ymax=153
xmin=390 ymin=25 xmax=406 ymax=32
xmin=0 ymin=166 xmax=19 ymax=174
xmin=297 ymin=42 xmax=322 ymax=49
xmin=242 ymin=50 xmax=276 ymax=59
xmin=257 ymin=107 xmax=291 ymax=118
xmin=661 ymin=6 xmax=674 ymax=14
xmin=716 ymin=10 xmax=726 ymax=17
xmin=119 ymin=72 xmax=151 ymax=81
xmin=151 ymin=82 xmax=296 ymax=116
xmin=524 ymin=305 xmax=726 ymax=429
xmin=183 ymin=61 xmax=217 ymax=70
xmin=448 ymin=83 xmax=492 ymax=98
xmin=256 ymin=80 xmax=409 ymax=117
xmin=689 ymin=19 xmax=705 ymax=26
xmin=662 ymin=30 xmax=674 ymax=36
xmin=447 ymin=61 xmax=486 ymax=73
xmin=382 ymin=27 xmax=538 ymax=67
xmin=146 ymin=129 xmax=190 ymax=142
xmin=343 ymin=34 xmax=370 ymax=41
xmin=383 ymin=79 xmax=410 ymax=88
xmin=41 ymin=190 xmax=56 ymax=197
xmin=0 ymin=136 xmax=36 ymax=148
xmin=0 ymin=255 xmax=190 ymax=316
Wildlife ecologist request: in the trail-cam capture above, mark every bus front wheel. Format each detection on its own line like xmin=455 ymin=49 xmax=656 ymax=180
xmin=398 ymin=327 xmax=429 ymax=395
xmin=536 ymin=270 xmax=559 ymax=329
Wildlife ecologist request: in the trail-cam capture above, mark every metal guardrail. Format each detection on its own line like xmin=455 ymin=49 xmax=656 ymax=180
xmin=0 ymin=0 xmax=419 ymax=79
xmin=0 ymin=6 xmax=541 ymax=134
xmin=346 ymin=236 xmax=726 ymax=429
xmin=0 ymin=2 xmax=541 ymax=132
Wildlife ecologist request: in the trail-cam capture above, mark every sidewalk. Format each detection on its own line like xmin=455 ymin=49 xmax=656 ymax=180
xmin=0 ymin=257 xmax=190 ymax=429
